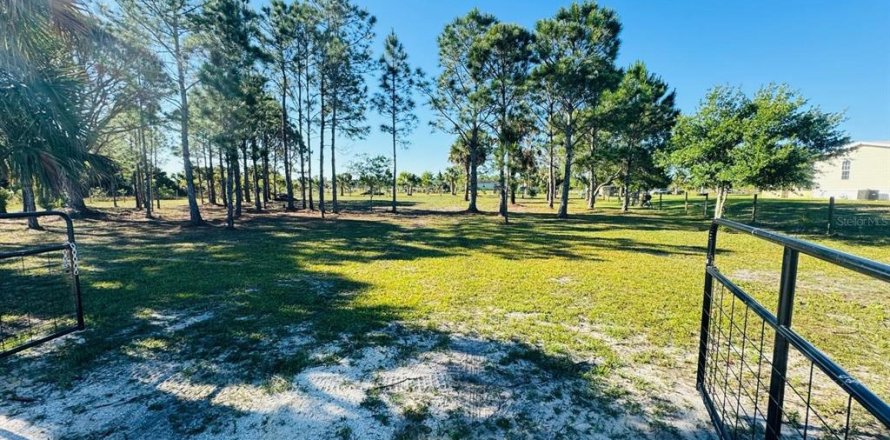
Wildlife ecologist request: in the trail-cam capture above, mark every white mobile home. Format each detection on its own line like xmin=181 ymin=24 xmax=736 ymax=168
xmin=811 ymin=141 xmax=890 ymax=200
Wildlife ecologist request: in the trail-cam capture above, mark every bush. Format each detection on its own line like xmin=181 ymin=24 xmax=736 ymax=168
xmin=156 ymin=186 xmax=179 ymax=200
xmin=0 ymin=188 xmax=13 ymax=213
xmin=89 ymin=186 xmax=109 ymax=201
xmin=37 ymin=190 xmax=61 ymax=210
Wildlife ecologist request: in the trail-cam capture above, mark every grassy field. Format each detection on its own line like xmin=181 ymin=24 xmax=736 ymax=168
xmin=1 ymin=192 xmax=887 ymax=439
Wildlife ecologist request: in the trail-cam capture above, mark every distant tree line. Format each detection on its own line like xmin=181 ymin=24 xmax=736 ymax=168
xmin=1 ymin=0 xmax=848 ymax=229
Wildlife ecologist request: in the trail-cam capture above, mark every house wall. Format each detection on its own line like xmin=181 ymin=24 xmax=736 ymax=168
xmin=811 ymin=144 xmax=890 ymax=200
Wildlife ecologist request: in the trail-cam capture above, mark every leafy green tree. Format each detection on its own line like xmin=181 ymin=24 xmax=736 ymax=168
xmin=371 ymin=30 xmax=421 ymax=213
xmin=533 ymin=1 xmax=621 ymax=218
xmin=336 ymin=172 xmax=353 ymax=195
xmin=470 ymin=22 xmax=534 ymax=222
xmin=427 ymin=9 xmax=497 ymax=213
xmin=351 ymin=154 xmax=391 ymax=201
xmin=603 ymin=62 xmax=678 ymax=212
xmin=668 ymin=84 xmax=848 ymax=218
xmin=419 ymin=171 xmax=434 ymax=193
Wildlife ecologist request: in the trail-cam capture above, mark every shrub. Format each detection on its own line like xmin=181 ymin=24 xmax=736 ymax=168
xmin=0 ymin=188 xmax=13 ymax=213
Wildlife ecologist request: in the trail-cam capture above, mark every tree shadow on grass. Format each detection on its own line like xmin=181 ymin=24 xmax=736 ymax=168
xmin=2 ymin=276 xmax=715 ymax=439
xmin=0 ymin=208 xmax=721 ymax=438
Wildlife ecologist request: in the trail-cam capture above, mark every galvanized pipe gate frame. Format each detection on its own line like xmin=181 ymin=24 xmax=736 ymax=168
xmin=697 ymin=218 xmax=890 ymax=439
xmin=0 ymin=211 xmax=84 ymax=358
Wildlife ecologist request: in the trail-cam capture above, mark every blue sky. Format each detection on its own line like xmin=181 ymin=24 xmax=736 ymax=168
xmin=228 ymin=0 xmax=890 ymax=176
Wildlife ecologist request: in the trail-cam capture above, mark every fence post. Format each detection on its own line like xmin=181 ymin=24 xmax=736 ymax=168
xmin=696 ymin=221 xmax=720 ymax=390
xmin=703 ymin=193 xmax=709 ymax=218
xmin=659 ymin=193 xmax=663 ymax=210
xmin=752 ymin=194 xmax=758 ymax=224
xmin=827 ymin=196 xmax=835 ymax=235
xmin=685 ymin=191 xmax=689 ymax=215
xmin=765 ymin=247 xmax=800 ymax=440
xmin=60 ymin=213 xmax=85 ymax=330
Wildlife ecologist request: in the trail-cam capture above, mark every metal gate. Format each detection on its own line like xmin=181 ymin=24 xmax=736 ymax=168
xmin=697 ymin=218 xmax=890 ymax=439
xmin=0 ymin=211 xmax=84 ymax=358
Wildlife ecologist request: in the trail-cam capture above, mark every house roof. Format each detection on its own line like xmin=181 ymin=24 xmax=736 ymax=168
xmin=846 ymin=141 xmax=890 ymax=150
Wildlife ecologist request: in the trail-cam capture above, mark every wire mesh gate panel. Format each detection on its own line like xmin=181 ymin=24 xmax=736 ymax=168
xmin=697 ymin=219 xmax=890 ymax=439
xmin=0 ymin=212 xmax=84 ymax=358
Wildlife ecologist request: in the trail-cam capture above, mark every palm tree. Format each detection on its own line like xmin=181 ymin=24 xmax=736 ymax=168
xmin=337 ymin=172 xmax=352 ymax=196
xmin=1 ymin=0 xmax=93 ymax=228
xmin=444 ymin=166 xmax=461 ymax=196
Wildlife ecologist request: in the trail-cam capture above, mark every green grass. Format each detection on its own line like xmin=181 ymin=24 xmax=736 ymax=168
xmin=1 ymin=191 xmax=888 ymax=419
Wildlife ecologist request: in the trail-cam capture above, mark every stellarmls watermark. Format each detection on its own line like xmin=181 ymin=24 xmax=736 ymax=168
xmin=834 ymin=216 xmax=890 ymax=227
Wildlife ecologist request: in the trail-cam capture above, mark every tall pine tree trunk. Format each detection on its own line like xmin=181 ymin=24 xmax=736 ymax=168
xmin=233 ymin=145 xmax=242 ymax=218
xmin=262 ymin=135 xmax=270 ymax=207
xmin=498 ymin=148 xmax=508 ymax=222
xmin=296 ymin=67 xmax=307 ymax=210
xmin=304 ymin=56 xmax=314 ymax=211
xmin=153 ymin=137 xmax=160 ymax=210
xmin=207 ymin=141 xmax=216 ymax=205
xmin=173 ymin=21 xmax=202 ymax=225
xmin=547 ymin=107 xmax=555 ymax=209
xmin=133 ymin=169 xmax=142 ymax=209
xmin=318 ymin=76 xmax=326 ymax=217
xmin=219 ymin=148 xmax=228 ymax=208
xmin=557 ymin=117 xmax=573 ymax=219
xmin=139 ymin=112 xmax=152 ymax=218
xmin=281 ymin=61 xmax=295 ymax=211
xmin=331 ymin=103 xmax=338 ymax=214
xmin=298 ymin=139 xmax=307 ymax=209
xmin=112 ymin=174 xmax=118 ymax=208
xmin=225 ymin=150 xmax=235 ymax=229
xmin=131 ymin=133 xmax=142 ymax=209
xmin=391 ymin=86 xmax=398 ymax=213
xmin=196 ymin=153 xmax=204 ymax=205
xmin=251 ymin=137 xmax=261 ymax=211
xmin=241 ymin=141 xmax=250 ymax=204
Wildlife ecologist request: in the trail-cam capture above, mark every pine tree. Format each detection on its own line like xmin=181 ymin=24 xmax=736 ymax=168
xmin=261 ymin=0 xmax=297 ymax=211
xmin=532 ymin=1 xmax=622 ymax=219
xmin=426 ymin=9 xmax=498 ymax=213
xmin=470 ymin=23 xmax=534 ymax=223
xmin=602 ymin=62 xmax=678 ymax=213
xmin=316 ymin=0 xmax=375 ymax=214
xmin=117 ymin=0 xmax=205 ymax=225
xmin=371 ymin=30 xmax=421 ymax=213
xmin=196 ymin=0 xmax=260 ymax=228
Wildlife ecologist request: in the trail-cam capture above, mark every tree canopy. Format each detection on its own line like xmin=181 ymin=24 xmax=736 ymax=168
xmin=1 ymin=0 xmax=848 ymax=227
xmin=667 ymin=84 xmax=848 ymax=217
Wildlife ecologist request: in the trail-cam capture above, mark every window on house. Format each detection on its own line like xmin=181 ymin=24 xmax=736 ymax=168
xmin=841 ymin=160 xmax=851 ymax=180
